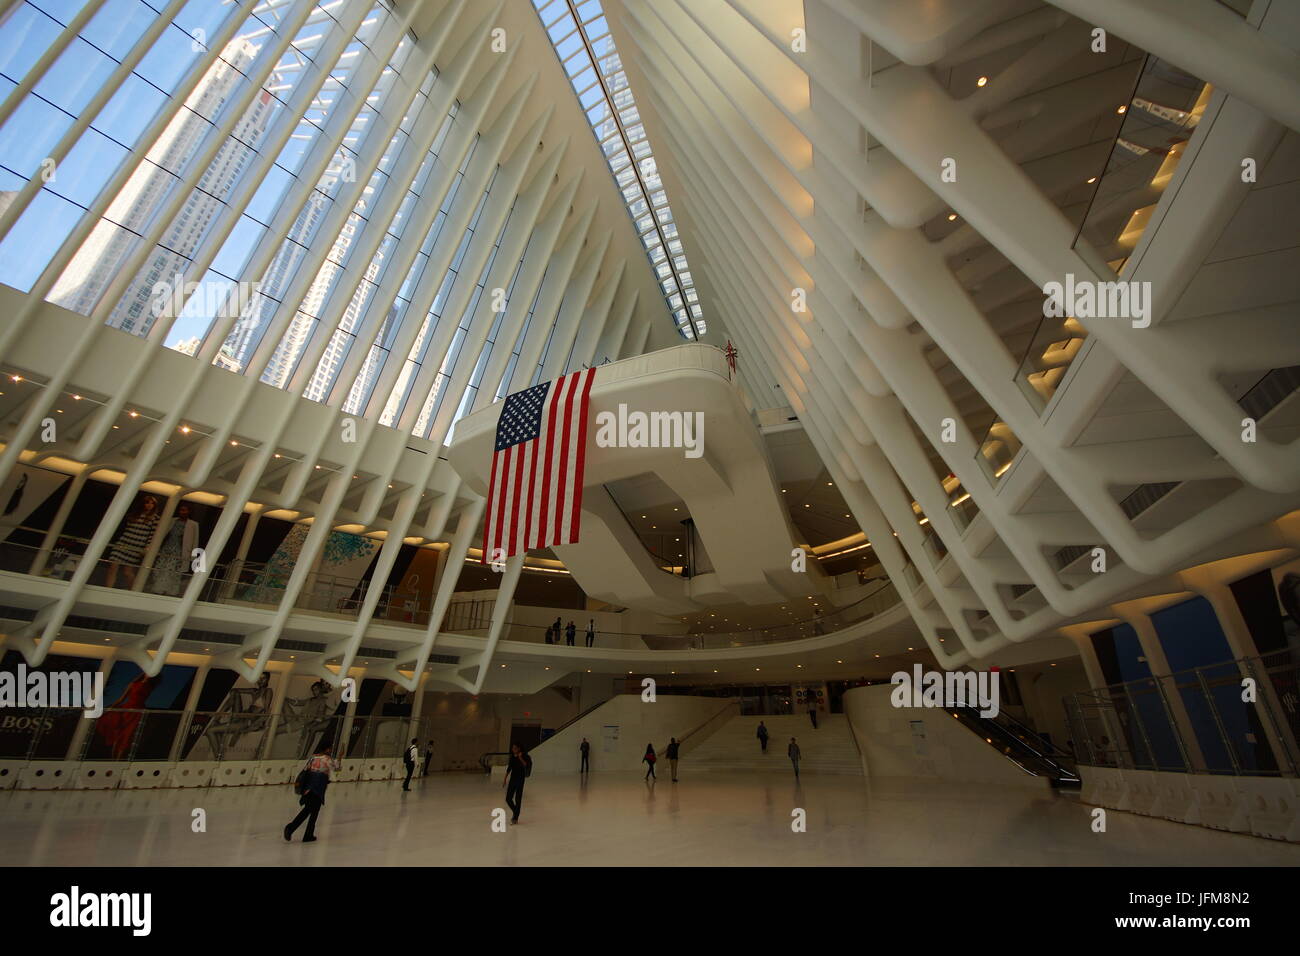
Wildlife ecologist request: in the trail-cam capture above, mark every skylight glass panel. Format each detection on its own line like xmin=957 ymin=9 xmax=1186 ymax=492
xmin=531 ymin=0 xmax=703 ymax=339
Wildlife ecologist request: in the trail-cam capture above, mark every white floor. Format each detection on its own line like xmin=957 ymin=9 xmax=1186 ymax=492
xmin=3 ymin=772 xmax=1299 ymax=866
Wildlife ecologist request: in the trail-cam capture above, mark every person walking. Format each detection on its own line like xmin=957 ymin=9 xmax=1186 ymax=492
xmin=585 ymin=620 xmax=596 ymax=647
xmin=565 ymin=620 xmax=576 ymax=646
xmin=423 ymin=739 xmax=435 ymax=775
xmin=788 ymin=737 xmax=802 ymax=779
xmin=643 ymin=743 xmax=657 ymax=780
xmin=757 ymin=720 xmax=769 ymax=753
xmin=402 ymin=737 xmax=418 ymax=790
xmin=666 ymin=737 xmax=680 ymax=782
xmin=285 ymin=744 xmax=338 ymax=843
xmin=579 ymin=737 xmax=590 ymax=774
xmin=503 ymin=742 xmax=532 ymax=825
xmin=808 ymin=703 xmax=819 ymax=730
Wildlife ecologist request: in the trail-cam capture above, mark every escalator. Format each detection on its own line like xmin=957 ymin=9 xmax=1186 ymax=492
xmin=948 ymin=705 xmax=1081 ymax=788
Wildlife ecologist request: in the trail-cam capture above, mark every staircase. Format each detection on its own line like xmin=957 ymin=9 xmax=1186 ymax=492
xmin=684 ymin=714 xmax=863 ymax=775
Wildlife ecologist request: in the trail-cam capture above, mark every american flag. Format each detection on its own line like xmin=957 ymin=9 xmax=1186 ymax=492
xmin=482 ymin=367 xmax=597 ymax=562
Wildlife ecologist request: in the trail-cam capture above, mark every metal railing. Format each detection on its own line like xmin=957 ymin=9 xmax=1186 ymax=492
xmin=0 ymin=700 xmax=433 ymax=765
xmin=1065 ymin=649 xmax=1299 ymax=777
xmin=0 ymin=527 xmax=491 ymax=629
xmin=1 ymin=524 xmax=905 ymax=651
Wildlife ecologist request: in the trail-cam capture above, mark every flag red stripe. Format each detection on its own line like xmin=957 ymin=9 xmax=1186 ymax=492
xmin=569 ymin=367 xmax=597 ymax=543
xmin=492 ymin=445 xmax=511 ymax=560
xmin=535 ymin=377 xmax=561 ymax=551
xmin=551 ymin=372 xmax=578 ymax=546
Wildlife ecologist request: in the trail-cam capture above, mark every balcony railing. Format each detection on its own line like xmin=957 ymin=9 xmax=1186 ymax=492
xmin=0 ymin=527 xmax=903 ymax=651
xmin=1065 ymin=650 xmax=1299 ymax=777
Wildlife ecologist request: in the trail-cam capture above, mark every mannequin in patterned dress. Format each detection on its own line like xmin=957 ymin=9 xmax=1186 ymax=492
xmin=105 ymin=495 xmax=160 ymax=589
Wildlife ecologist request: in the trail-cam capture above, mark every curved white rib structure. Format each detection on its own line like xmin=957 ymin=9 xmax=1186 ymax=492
xmin=599 ymin=0 xmax=1300 ymax=667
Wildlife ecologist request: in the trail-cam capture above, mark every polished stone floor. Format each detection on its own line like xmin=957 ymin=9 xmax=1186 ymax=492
xmin=3 ymin=772 xmax=1298 ymax=866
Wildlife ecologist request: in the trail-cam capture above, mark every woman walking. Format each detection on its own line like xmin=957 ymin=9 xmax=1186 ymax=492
xmin=643 ymin=743 xmax=657 ymax=780
xmin=285 ymin=743 xmax=339 ymax=843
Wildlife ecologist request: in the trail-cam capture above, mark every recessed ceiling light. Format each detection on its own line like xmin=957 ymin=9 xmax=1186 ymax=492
xmin=947 ymin=213 xmax=957 ymax=221
xmin=1086 ymin=176 xmax=1098 ymax=184
xmin=976 ymin=76 xmax=988 ymax=87
xmin=1116 ymin=104 xmax=1127 ymax=114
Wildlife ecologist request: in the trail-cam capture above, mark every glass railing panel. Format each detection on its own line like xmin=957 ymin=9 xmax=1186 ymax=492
xmin=1072 ymin=56 xmax=1211 ymax=267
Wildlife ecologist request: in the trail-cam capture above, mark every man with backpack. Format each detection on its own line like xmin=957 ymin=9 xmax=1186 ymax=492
xmin=666 ymin=737 xmax=681 ymax=782
xmin=402 ymin=737 xmax=418 ymax=791
xmin=285 ymin=743 xmax=338 ymax=843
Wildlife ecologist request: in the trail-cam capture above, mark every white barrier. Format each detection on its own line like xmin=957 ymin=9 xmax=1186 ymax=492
xmin=0 ymin=760 xmax=23 ymax=790
xmin=73 ymin=763 xmax=130 ymax=789
xmin=15 ymin=760 xmax=77 ymax=789
xmin=1078 ymin=766 xmax=1296 ymax=841
xmin=121 ymin=763 xmax=174 ymax=789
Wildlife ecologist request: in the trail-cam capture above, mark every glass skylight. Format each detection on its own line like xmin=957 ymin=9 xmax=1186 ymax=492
xmin=532 ymin=0 xmax=704 ymax=340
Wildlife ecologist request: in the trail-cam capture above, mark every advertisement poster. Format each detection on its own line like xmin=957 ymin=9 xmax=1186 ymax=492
xmin=243 ymin=525 xmax=378 ymax=611
xmin=386 ymin=547 xmax=441 ymax=623
xmin=182 ymin=670 xmax=279 ymax=761
xmin=0 ymin=650 xmax=101 ymax=759
xmin=85 ymin=661 xmax=197 ymax=761
xmin=0 ymin=463 xmax=70 ymax=542
xmin=268 ymin=674 xmax=343 ymax=760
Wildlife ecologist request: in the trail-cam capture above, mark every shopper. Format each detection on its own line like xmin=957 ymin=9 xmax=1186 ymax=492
xmin=585 ymin=620 xmax=596 ymax=647
xmin=788 ymin=737 xmax=801 ymax=779
xmin=666 ymin=737 xmax=680 ymax=782
xmin=105 ymin=494 xmax=160 ymax=589
xmin=551 ymin=617 xmax=562 ymax=645
xmin=285 ymin=744 xmax=338 ymax=843
xmin=503 ymin=743 xmax=532 ymax=825
xmin=757 ymin=720 xmax=769 ymax=753
xmin=402 ymin=737 xmax=418 ymax=790
xmin=643 ymin=743 xmax=657 ymax=780
xmin=423 ymin=739 xmax=435 ymax=775
xmin=579 ymin=737 xmax=590 ymax=773
xmin=808 ymin=703 xmax=818 ymax=729
xmin=565 ymin=620 xmax=576 ymax=645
